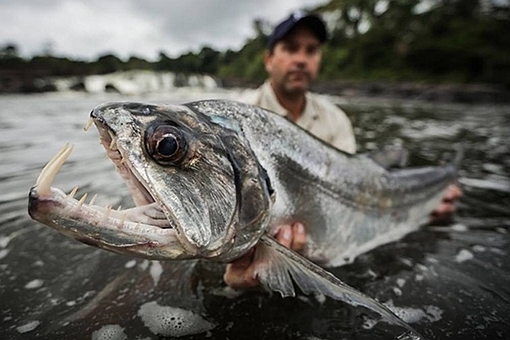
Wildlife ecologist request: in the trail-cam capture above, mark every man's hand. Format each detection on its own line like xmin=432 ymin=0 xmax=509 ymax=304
xmin=223 ymin=222 xmax=306 ymax=289
xmin=430 ymin=184 xmax=462 ymax=223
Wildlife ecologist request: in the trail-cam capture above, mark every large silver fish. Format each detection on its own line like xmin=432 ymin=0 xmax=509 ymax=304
xmin=28 ymin=100 xmax=456 ymax=337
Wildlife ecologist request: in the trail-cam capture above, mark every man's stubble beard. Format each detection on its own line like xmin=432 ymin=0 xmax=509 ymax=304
xmin=281 ymin=71 xmax=313 ymax=97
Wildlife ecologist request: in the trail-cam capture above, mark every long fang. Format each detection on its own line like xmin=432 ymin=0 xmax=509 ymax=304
xmin=36 ymin=144 xmax=74 ymax=196
xmin=83 ymin=117 xmax=94 ymax=132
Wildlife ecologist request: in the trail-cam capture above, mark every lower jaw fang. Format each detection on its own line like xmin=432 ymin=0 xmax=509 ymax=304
xmin=36 ymin=143 xmax=74 ymax=196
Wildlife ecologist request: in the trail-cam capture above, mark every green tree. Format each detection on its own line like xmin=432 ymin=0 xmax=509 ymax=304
xmin=0 ymin=43 xmax=20 ymax=59
xmin=93 ymin=54 xmax=124 ymax=74
xmin=197 ymin=46 xmax=220 ymax=74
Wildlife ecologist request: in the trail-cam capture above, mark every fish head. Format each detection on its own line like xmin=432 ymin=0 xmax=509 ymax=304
xmin=29 ymin=101 xmax=272 ymax=262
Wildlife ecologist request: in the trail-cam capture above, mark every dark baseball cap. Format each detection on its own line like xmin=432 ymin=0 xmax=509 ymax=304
xmin=267 ymin=11 xmax=327 ymax=50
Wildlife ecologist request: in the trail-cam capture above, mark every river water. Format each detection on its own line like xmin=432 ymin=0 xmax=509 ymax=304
xmin=1 ymin=91 xmax=509 ymax=340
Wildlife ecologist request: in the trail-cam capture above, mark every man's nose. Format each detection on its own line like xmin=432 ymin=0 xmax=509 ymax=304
xmin=293 ymin=49 xmax=308 ymax=65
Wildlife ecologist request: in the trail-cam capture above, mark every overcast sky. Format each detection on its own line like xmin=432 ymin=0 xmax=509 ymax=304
xmin=0 ymin=0 xmax=329 ymax=61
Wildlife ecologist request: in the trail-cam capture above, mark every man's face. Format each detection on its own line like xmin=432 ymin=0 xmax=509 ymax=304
xmin=265 ymin=26 xmax=322 ymax=95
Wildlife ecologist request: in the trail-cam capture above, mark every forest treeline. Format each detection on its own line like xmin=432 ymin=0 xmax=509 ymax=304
xmin=1 ymin=0 xmax=509 ymax=87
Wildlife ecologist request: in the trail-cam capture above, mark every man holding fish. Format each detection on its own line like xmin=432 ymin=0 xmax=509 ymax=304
xmin=225 ymin=11 xmax=462 ymax=288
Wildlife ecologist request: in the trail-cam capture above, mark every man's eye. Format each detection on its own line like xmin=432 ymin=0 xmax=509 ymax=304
xmin=307 ymin=47 xmax=319 ymax=55
xmin=283 ymin=44 xmax=298 ymax=53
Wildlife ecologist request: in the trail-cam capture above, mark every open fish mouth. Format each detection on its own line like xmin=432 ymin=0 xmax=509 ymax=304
xmin=27 ymin=118 xmax=190 ymax=260
xmin=28 ymin=101 xmax=259 ymax=261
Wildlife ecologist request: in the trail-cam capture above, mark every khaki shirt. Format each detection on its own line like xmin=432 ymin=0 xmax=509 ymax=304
xmin=240 ymin=80 xmax=356 ymax=153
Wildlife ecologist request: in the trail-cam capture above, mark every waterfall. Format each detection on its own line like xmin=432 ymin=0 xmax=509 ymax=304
xmin=52 ymin=70 xmax=220 ymax=94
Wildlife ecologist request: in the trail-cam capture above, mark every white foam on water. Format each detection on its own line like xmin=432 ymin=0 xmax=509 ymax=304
xmin=0 ymin=249 xmax=9 ymax=260
xmin=472 ymin=245 xmax=486 ymax=252
xmin=34 ymin=260 xmax=44 ymax=267
xmin=124 ymin=260 xmax=136 ymax=269
xmin=424 ymin=305 xmax=443 ymax=322
xmin=138 ymin=301 xmax=215 ymax=337
xmin=393 ymin=287 xmax=403 ymax=296
xmin=496 ymin=227 xmax=507 ymax=234
xmin=456 ymin=249 xmax=474 ymax=263
xmin=0 ymin=236 xmax=10 ymax=248
xmin=16 ymin=320 xmax=40 ymax=334
xmin=91 ymin=324 xmax=127 ymax=340
xmin=451 ymin=224 xmax=468 ymax=232
xmin=149 ymin=261 xmax=163 ymax=286
xmin=362 ymin=316 xmax=378 ymax=330
xmin=24 ymin=279 xmax=44 ymax=289
xmin=396 ymin=278 xmax=406 ymax=288
xmin=384 ymin=300 xmax=443 ymax=324
xmin=415 ymin=274 xmax=424 ymax=282
xmin=314 ymin=293 xmax=326 ymax=304
xmin=139 ymin=260 xmax=150 ymax=270
xmin=426 ymin=257 xmax=439 ymax=264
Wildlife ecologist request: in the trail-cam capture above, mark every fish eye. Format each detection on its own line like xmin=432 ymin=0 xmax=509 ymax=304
xmin=157 ymin=135 xmax=178 ymax=156
xmin=146 ymin=124 xmax=187 ymax=165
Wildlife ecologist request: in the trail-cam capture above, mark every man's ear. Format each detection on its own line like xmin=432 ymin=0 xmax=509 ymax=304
xmin=263 ymin=50 xmax=272 ymax=73
xmin=264 ymin=50 xmax=274 ymax=74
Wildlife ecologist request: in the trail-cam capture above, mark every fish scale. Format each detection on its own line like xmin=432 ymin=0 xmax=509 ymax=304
xmin=187 ymin=100 xmax=455 ymax=266
xmin=28 ymin=100 xmax=457 ymax=339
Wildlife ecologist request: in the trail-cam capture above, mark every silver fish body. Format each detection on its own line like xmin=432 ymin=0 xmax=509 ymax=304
xmin=28 ymin=100 xmax=456 ymax=337
xmin=28 ymin=98 xmax=456 ymax=268
xmin=185 ymin=100 xmax=455 ymax=266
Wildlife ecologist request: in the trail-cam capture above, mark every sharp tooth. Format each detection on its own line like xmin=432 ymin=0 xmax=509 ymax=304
xmin=36 ymin=143 xmax=74 ymax=196
xmin=78 ymin=193 xmax=88 ymax=207
xmin=89 ymin=194 xmax=98 ymax=205
xmin=83 ymin=117 xmax=94 ymax=132
xmin=68 ymin=186 xmax=79 ymax=199
xmin=107 ymin=131 xmax=117 ymax=150
xmin=117 ymin=205 xmax=123 ymax=211
xmin=109 ymin=136 xmax=117 ymax=150
xmin=36 ymin=144 xmax=68 ymax=186
xmin=120 ymin=213 xmax=127 ymax=226
xmin=103 ymin=206 xmax=112 ymax=221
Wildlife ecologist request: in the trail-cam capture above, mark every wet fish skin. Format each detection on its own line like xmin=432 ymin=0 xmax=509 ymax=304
xmin=86 ymin=100 xmax=454 ymax=265
xmin=27 ymin=99 xmax=456 ymax=338
xmin=186 ymin=100 xmax=456 ymax=266
xmin=29 ymin=100 xmax=455 ymax=265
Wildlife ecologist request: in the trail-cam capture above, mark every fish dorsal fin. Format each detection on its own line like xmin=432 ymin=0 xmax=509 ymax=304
xmin=255 ymin=235 xmax=424 ymax=339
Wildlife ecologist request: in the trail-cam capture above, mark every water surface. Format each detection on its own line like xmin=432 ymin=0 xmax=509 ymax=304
xmin=1 ymin=92 xmax=509 ymax=339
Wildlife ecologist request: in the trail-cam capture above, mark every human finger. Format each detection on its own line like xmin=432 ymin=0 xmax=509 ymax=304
xmin=291 ymin=222 xmax=306 ymax=252
xmin=223 ymin=249 xmax=260 ymax=289
xmin=444 ymin=184 xmax=462 ymax=201
xmin=276 ymin=224 xmax=293 ymax=248
xmin=430 ymin=202 xmax=456 ymax=223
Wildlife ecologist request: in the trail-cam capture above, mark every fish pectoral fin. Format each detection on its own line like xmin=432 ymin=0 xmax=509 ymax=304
xmin=255 ymin=235 xmax=423 ymax=338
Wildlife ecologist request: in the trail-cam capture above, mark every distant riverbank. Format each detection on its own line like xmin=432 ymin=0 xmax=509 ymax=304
xmin=222 ymin=78 xmax=510 ymax=105
xmin=2 ymin=69 xmax=509 ymax=105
